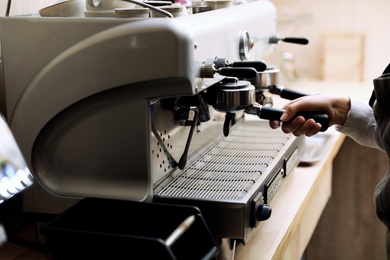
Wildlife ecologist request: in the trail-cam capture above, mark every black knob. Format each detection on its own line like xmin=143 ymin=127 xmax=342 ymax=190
xmin=257 ymin=203 xmax=272 ymax=221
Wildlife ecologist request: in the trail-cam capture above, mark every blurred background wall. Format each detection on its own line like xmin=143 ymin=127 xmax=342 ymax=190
xmin=266 ymin=0 xmax=390 ymax=83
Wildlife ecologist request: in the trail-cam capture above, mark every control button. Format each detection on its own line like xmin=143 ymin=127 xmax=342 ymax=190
xmin=251 ymin=192 xmax=272 ymax=227
xmin=257 ymin=204 xmax=272 ymax=221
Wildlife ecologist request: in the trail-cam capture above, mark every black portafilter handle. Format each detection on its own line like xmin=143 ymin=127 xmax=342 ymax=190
xmin=259 ymin=106 xmax=329 ymax=132
xmin=279 ymin=88 xmax=309 ymax=100
xmin=231 ymin=61 xmax=267 ymax=72
xmin=282 ymin=37 xmax=309 ymax=45
xmin=268 ymin=85 xmax=310 ymax=100
xmin=219 ymin=67 xmax=258 ymax=79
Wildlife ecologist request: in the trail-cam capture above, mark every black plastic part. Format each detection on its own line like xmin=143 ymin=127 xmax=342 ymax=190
xmin=282 ymin=37 xmax=309 ymax=45
xmin=259 ymin=106 xmax=329 ymax=132
xmin=219 ymin=67 xmax=257 ymax=79
xmin=257 ymin=204 xmax=272 ymax=221
xmin=40 ymin=198 xmax=219 ymax=260
xmin=231 ymin=61 xmax=267 ymax=72
xmin=279 ymin=88 xmax=309 ymax=100
xmin=251 ymin=192 xmax=272 ymax=228
xmin=223 ymin=112 xmax=236 ymax=137
xmin=174 ymin=108 xmax=190 ymax=121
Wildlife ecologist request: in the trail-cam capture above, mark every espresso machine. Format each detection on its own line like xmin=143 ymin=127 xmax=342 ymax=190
xmin=0 ymin=0 xmax=329 ymax=258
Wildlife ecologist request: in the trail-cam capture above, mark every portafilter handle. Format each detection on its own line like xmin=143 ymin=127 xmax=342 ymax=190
xmin=245 ymin=103 xmax=329 ymax=132
xmin=202 ymin=57 xmax=262 ymax=79
xmin=219 ymin=67 xmax=258 ymax=79
xmin=230 ymin=61 xmax=267 ymax=72
xmin=212 ymin=58 xmax=267 ymax=72
xmin=279 ymin=87 xmax=309 ymax=100
xmin=268 ymin=85 xmax=309 ymax=100
xmin=201 ymin=66 xmax=257 ymax=79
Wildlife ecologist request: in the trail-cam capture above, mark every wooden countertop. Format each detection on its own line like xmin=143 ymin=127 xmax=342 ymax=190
xmin=235 ymin=79 xmax=373 ymax=259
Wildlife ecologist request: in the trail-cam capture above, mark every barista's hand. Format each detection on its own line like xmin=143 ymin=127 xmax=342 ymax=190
xmin=269 ymin=95 xmax=351 ymax=136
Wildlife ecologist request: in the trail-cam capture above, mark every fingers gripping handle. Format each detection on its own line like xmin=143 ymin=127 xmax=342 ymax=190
xmin=259 ymin=106 xmax=329 ymax=132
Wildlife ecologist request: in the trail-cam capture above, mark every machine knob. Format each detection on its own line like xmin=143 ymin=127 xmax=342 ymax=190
xmin=257 ymin=203 xmax=272 ymax=221
xmin=251 ymin=192 xmax=272 ymax=227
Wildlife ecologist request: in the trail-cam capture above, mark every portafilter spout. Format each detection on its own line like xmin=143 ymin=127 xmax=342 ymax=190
xmin=205 ymin=78 xmax=255 ymax=113
xmin=204 ymin=77 xmax=255 ymax=136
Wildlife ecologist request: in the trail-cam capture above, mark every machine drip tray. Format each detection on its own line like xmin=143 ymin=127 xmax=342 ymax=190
xmin=40 ymin=198 xmax=219 ymax=260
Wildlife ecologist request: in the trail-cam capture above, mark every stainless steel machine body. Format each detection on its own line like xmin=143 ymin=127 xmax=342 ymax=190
xmin=0 ymin=0 xmax=302 ymax=245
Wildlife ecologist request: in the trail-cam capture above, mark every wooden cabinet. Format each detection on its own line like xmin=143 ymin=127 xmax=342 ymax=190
xmin=307 ymin=137 xmax=388 ymax=259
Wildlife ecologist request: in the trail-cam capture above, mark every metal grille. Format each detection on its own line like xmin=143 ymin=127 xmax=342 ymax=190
xmin=157 ymin=121 xmax=291 ymax=201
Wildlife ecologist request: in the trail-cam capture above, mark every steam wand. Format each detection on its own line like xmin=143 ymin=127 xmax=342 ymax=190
xmin=6 ymin=0 xmax=11 ymax=16
xmin=177 ymin=106 xmax=199 ymax=170
xmin=152 ymin=107 xmax=199 ymax=170
xmin=152 ymin=104 xmax=200 ymax=170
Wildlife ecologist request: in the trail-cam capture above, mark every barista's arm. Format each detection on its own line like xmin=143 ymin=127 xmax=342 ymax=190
xmin=269 ymin=94 xmax=350 ymax=136
xmin=270 ymin=95 xmax=385 ymax=151
xmin=336 ymin=97 xmax=384 ymax=151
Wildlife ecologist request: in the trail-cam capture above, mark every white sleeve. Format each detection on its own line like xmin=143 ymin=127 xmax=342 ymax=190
xmin=335 ymin=97 xmax=384 ymax=151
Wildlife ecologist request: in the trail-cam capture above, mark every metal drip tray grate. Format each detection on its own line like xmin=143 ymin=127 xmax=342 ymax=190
xmin=157 ymin=120 xmax=292 ymax=201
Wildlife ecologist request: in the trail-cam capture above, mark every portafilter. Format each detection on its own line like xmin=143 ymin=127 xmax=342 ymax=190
xmin=250 ymin=66 xmax=309 ymax=100
xmin=205 ymin=77 xmax=330 ymax=136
